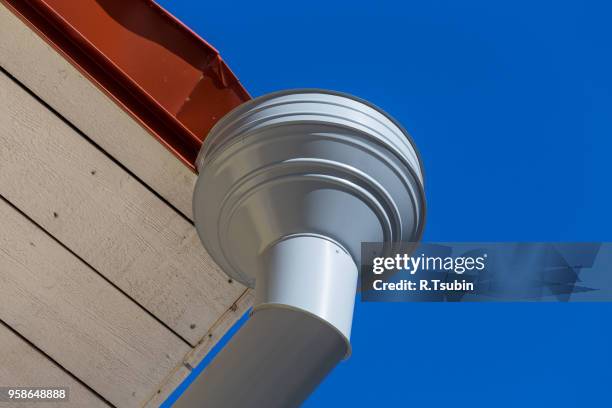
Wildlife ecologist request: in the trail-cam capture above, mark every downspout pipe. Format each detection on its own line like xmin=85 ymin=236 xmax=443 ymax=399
xmin=178 ymin=90 xmax=426 ymax=407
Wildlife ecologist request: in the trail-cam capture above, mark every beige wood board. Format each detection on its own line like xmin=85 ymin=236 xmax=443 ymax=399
xmin=143 ymin=289 xmax=254 ymax=408
xmin=0 ymin=2 xmax=196 ymax=219
xmin=0 ymin=195 xmax=194 ymax=407
xmin=0 ymin=323 xmax=109 ymax=408
xmin=0 ymin=70 xmax=245 ymax=346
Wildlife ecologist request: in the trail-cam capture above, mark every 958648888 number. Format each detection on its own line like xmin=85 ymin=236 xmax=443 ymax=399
xmin=0 ymin=387 xmax=69 ymax=402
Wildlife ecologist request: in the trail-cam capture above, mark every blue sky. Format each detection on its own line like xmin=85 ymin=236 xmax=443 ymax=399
xmin=157 ymin=1 xmax=612 ymax=406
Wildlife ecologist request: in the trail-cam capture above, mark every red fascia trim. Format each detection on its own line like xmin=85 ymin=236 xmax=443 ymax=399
xmin=1 ymin=0 xmax=250 ymax=170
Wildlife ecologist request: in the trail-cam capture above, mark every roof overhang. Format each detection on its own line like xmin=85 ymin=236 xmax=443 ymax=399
xmin=1 ymin=0 xmax=250 ymax=170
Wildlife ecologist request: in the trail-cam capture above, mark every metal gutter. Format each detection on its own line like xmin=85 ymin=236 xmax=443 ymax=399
xmin=1 ymin=0 xmax=250 ymax=170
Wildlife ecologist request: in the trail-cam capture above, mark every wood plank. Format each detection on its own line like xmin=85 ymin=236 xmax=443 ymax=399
xmin=0 ymin=2 xmax=196 ymax=219
xmin=0 ymin=197 xmax=192 ymax=407
xmin=144 ymin=366 xmax=190 ymax=408
xmin=144 ymin=288 xmax=254 ymax=408
xmin=0 ymin=71 xmax=245 ymax=345
xmin=0 ymin=323 xmax=109 ymax=408
xmin=183 ymin=289 xmax=254 ymax=371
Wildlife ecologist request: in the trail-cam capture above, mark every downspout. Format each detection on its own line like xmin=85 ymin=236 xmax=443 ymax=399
xmin=179 ymin=90 xmax=426 ymax=407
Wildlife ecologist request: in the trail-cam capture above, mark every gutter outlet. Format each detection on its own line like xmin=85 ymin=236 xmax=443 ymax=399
xmin=178 ymin=90 xmax=426 ymax=408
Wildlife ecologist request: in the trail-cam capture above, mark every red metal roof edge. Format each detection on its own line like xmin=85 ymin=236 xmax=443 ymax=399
xmin=1 ymin=0 xmax=250 ymax=170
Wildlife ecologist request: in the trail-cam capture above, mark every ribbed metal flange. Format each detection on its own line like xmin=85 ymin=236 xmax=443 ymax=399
xmin=193 ymin=89 xmax=426 ymax=287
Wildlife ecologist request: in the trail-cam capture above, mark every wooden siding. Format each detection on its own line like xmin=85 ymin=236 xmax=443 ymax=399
xmin=0 ymin=3 xmax=253 ymax=407
xmin=0 ymin=71 xmax=244 ymax=346
xmin=0 ymin=1 xmax=196 ymax=219
xmin=0 ymin=195 xmax=191 ymax=407
xmin=0 ymin=322 xmax=110 ymax=408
